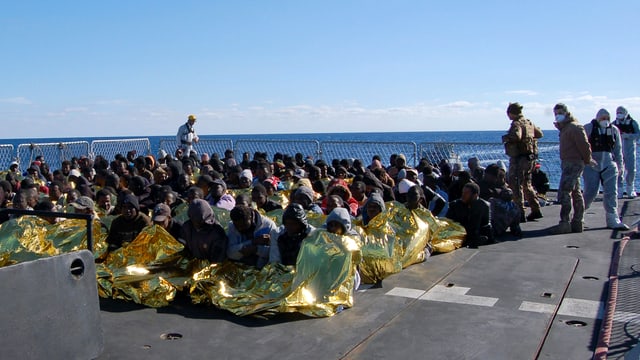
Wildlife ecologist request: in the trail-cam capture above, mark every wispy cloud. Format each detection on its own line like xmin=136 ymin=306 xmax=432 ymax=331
xmin=0 ymin=97 xmax=32 ymax=105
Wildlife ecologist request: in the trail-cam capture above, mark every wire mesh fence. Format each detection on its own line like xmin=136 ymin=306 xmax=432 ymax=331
xmin=158 ymin=138 xmax=234 ymax=159
xmin=17 ymin=141 xmax=90 ymax=173
xmin=90 ymin=138 xmax=151 ymax=161
xmin=234 ymin=139 xmax=321 ymax=162
xmin=418 ymin=142 xmax=561 ymax=190
xmin=0 ymin=145 xmax=15 ymax=171
xmin=321 ymin=141 xmax=418 ymax=167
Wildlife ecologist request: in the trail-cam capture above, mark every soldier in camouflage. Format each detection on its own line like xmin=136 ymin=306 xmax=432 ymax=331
xmin=502 ymin=102 xmax=544 ymax=223
xmin=550 ymin=103 xmax=594 ymax=234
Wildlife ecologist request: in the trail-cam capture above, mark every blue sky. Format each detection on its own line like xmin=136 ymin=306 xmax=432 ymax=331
xmin=1 ymin=1 xmax=639 ymax=139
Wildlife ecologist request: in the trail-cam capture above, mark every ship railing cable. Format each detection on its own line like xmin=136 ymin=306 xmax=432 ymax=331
xmin=234 ymin=139 xmax=321 ymax=164
xmin=320 ymin=141 xmax=418 ymax=168
xmin=16 ymin=141 xmax=90 ymax=173
xmin=0 ymin=144 xmax=15 ymax=171
xmin=90 ymin=138 xmax=151 ymax=161
xmin=158 ymin=138 xmax=234 ymax=160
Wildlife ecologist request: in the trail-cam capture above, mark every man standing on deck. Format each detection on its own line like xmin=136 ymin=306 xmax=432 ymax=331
xmin=612 ymin=106 xmax=640 ymax=198
xmin=502 ymin=102 xmax=544 ymax=223
xmin=549 ymin=103 xmax=593 ymax=234
xmin=176 ymin=114 xmax=199 ymax=158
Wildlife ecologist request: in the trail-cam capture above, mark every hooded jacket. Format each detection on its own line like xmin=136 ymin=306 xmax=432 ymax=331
xmin=556 ymin=116 xmax=592 ymax=164
xmin=179 ymin=199 xmax=227 ymax=262
xmin=362 ymin=192 xmax=386 ymax=226
xmin=325 ymin=207 xmax=358 ymax=236
xmin=275 ymin=204 xmax=316 ymax=265
xmin=227 ymin=208 xmax=280 ymax=267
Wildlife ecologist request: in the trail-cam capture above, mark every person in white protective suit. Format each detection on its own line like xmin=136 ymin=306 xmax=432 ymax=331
xmin=583 ymin=108 xmax=629 ymax=230
xmin=176 ymin=114 xmax=199 ymax=158
xmin=612 ymin=106 xmax=640 ymax=199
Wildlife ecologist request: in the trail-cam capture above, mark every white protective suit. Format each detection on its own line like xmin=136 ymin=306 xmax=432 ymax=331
xmin=612 ymin=106 xmax=640 ymax=197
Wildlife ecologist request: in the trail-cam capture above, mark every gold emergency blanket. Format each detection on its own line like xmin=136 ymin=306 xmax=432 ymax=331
xmin=97 ymin=225 xmax=208 ymax=308
xmin=189 ymin=229 xmax=360 ymax=317
xmin=0 ymin=216 xmax=108 ymax=267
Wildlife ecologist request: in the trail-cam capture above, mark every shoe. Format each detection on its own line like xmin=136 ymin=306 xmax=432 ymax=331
xmin=549 ymin=222 xmax=571 ymax=235
xmin=571 ymin=220 xmax=583 ymax=233
xmin=520 ymin=213 xmax=527 ymax=223
xmin=510 ymin=224 xmax=523 ymax=238
xmin=526 ymin=210 xmax=543 ymax=221
xmin=609 ymin=223 xmax=630 ymax=230
xmin=629 ymin=191 xmax=637 ymax=199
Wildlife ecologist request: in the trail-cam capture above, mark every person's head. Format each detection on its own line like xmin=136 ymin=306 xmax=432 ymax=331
xmin=395 ymin=154 xmax=407 ymax=169
xmin=69 ymin=196 xmax=95 ymax=215
xmin=251 ymin=184 xmax=269 ymax=208
xmin=292 ymin=186 xmax=315 ymax=209
xmin=461 ymin=183 xmax=480 ymax=205
xmin=230 ymin=205 xmax=255 ymax=233
xmin=120 ymin=194 xmax=139 ymax=220
xmin=406 ymin=185 xmax=424 ymax=210
xmin=235 ymin=193 xmax=251 ymax=208
xmin=34 ymin=199 xmax=57 ymax=224
xmin=48 ymin=181 xmax=63 ymax=201
xmin=365 ymin=192 xmax=385 ymax=223
xmin=468 ymin=157 xmax=480 ymax=171
xmin=406 ymin=169 xmax=419 ymax=183
xmin=188 ymin=199 xmax=216 ymax=230
xmin=350 ymin=181 xmax=366 ymax=202
xmin=596 ymin=108 xmax=611 ymax=128
xmin=66 ymin=189 xmax=80 ymax=204
xmin=186 ymin=186 xmax=204 ymax=203
xmin=61 ymin=160 xmax=72 ymax=176
xmin=152 ymin=203 xmax=172 ymax=229
xmin=12 ymin=190 xmax=28 ymax=210
xmin=239 ymin=169 xmax=253 ymax=189
xmin=210 ymin=179 xmax=227 ymax=199
xmin=187 ymin=114 xmax=197 ymax=126
xmin=325 ymin=207 xmax=351 ymax=235
xmin=506 ymin=102 xmax=523 ymax=121
xmin=325 ymin=195 xmax=344 ymax=215
xmin=335 ymin=166 xmax=348 ymax=179
xmin=282 ymin=203 xmax=309 ymax=237
xmin=96 ymin=189 xmax=112 ymax=211
xmin=255 ymin=161 xmax=272 ymax=181
xmin=553 ymin=103 xmax=570 ymax=123
xmin=616 ymin=106 xmax=629 ymax=121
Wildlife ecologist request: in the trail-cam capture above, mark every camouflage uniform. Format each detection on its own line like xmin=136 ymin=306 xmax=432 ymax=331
xmin=558 ymin=161 xmax=585 ymax=225
xmin=502 ymin=116 xmax=543 ymax=218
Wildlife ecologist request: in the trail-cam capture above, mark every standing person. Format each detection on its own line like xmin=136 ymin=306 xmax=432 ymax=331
xmin=550 ymin=103 xmax=593 ymax=234
xmin=176 ymin=114 xmax=199 ymax=158
xmin=502 ymin=102 xmax=544 ymax=222
xmin=612 ymin=106 xmax=640 ymax=198
xmin=583 ymin=109 xmax=629 ymax=230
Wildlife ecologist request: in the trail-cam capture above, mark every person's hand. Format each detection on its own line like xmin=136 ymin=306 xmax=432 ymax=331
xmin=253 ymin=234 xmax=270 ymax=246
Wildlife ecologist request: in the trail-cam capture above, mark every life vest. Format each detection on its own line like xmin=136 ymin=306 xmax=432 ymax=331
xmin=613 ymin=117 xmax=636 ymax=134
xmin=588 ymin=120 xmax=615 ymax=153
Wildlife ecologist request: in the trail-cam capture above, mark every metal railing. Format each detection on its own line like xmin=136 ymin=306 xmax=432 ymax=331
xmin=16 ymin=141 xmax=90 ymax=173
xmin=234 ymin=139 xmax=321 ymax=162
xmin=90 ymin=138 xmax=151 ymax=161
xmin=0 ymin=145 xmax=15 ymax=171
xmin=321 ymin=140 xmax=418 ymax=167
xmin=158 ymin=138 xmax=234 ymax=159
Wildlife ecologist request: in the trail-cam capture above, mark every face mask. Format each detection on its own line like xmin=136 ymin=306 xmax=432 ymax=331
xmin=599 ymin=120 xmax=609 ymax=128
xmin=555 ymin=114 xmax=566 ymax=122
xmin=616 ymin=113 xmax=626 ymax=120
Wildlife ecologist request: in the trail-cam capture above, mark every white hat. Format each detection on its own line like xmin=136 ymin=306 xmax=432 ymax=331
xmin=398 ymin=179 xmax=416 ymax=194
xmin=69 ymin=169 xmax=81 ymax=178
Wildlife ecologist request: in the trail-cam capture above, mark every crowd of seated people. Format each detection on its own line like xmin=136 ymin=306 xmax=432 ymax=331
xmin=0 ymin=149 xmax=552 ymax=266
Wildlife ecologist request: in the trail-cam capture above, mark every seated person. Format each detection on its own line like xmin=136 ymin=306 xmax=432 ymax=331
xmin=321 ymin=183 xmax=359 ymax=216
xmin=106 ymin=194 xmax=151 ymax=251
xmin=235 ymin=193 xmax=252 ymax=208
xmin=178 ymin=199 xmax=227 ymax=262
xmin=95 ymin=189 xmax=114 ymax=217
xmin=324 ymin=195 xmax=346 ymax=215
xmin=291 ymin=186 xmax=323 ymax=214
xmin=251 ymin=184 xmax=282 ymax=213
xmin=34 ymin=199 xmax=58 ymax=224
xmin=362 ymin=191 xmax=386 ymax=226
xmin=274 ymin=203 xmax=316 ymax=266
xmin=531 ymin=163 xmax=550 ymax=203
xmin=325 ymin=207 xmax=358 ymax=236
xmin=227 ymin=205 xmax=279 ymax=268
xmin=152 ymin=203 xmax=182 ymax=240
xmin=405 ymin=185 xmax=428 ymax=211
xmin=478 ymin=164 xmax=521 ymax=238
xmin=446 ymin=183 xmax=493 ymax=248
xmin=207 ymin=179 xmax=235 ymax=211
